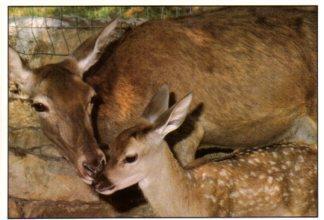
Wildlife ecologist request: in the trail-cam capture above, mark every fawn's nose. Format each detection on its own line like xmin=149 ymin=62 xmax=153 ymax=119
xmin=92 ymin=174 xmax=115 ymax=193
xmin=82 ymin=155 xmax=106 ymax=177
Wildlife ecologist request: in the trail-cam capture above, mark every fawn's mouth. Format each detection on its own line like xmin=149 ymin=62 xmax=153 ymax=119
xmin=96 ymin=185 xmax=117 ymax=195
xmin=94 ymin=175 xmax=143 ymax=195
xmin=92 ymin=174 xmax=116 ymax=194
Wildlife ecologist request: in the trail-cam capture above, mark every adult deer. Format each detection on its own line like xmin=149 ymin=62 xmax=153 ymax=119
xmin=9 ymin=7 xmax=317 ymax=183
xmin=95 ymin=88 xmax=317 ymax=217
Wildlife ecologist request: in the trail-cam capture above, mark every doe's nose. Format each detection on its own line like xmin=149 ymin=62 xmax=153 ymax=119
xmin=82 ymin=155 xmax=106 ymax=177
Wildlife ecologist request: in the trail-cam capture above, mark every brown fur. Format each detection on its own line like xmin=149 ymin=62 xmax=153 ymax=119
xmin=83 ymin=7 xmax=317 ymax=147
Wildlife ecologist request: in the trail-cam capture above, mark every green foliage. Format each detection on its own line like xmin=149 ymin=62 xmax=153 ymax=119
xmin=9 ymin=6 xmax=214 ymax=20
xmin=9 ymin=7 xmax=119 ymax=19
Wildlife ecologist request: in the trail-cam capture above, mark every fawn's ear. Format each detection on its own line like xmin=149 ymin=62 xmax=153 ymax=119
xmin=9 ymin=47 xmax=35 ymax=95
xmin=142 ymin=84 xmax=170 ymax=123
xmin=152 ymin=93 xmax=192 ymax=139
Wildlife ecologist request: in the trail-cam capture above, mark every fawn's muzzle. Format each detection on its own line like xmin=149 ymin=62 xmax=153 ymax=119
xmin=92 ymin=174 xmax=115 ymax=193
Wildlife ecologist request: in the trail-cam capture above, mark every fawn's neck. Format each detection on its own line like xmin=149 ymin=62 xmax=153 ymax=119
xmin=138 ymin=142 xmax=209 ymax=216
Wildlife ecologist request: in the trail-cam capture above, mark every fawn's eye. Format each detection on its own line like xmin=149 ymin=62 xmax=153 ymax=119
xmin=123 ymin=154 xmax=138 ymax=164
xmin=31 ymin=102 xmax=48 ymax=112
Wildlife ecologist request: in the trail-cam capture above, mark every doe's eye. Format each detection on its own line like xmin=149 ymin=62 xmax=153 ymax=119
xmin=31 ymin=103 xmax=48 ymax=112
xmin=123 ymin=154 xmax=138 ymax=164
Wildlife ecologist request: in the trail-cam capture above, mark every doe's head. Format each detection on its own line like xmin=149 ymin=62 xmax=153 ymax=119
xmin=8 ymin=19 xmax=121 ymax=184
xmin=97 ymin=85 xmax=193 ymax=194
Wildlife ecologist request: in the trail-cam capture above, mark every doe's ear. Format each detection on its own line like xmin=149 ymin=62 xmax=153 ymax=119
xmin=76 ymin=19 xmax=120 ymax=76
xmin=9 ymin=47 xmax=34 ymax=95
xmin=153 ymin=93 xmax=192 ymax=139
xmin=142 ymin=84 xmax=170 ymax=123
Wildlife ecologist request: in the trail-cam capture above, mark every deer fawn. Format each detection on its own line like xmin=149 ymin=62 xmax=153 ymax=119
xmin=95 ymin=86 xmax=317 ymax=217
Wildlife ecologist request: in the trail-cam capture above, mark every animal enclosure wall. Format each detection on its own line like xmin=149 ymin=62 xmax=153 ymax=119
xmin=8 ymin=6 xmax=220 ymax=217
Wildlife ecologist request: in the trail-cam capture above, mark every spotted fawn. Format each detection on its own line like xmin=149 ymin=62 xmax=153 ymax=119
xmin=95 ymin=88 xmax=317 ymax=217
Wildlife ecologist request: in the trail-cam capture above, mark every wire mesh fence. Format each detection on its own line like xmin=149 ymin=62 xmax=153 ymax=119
xmin=9 ymin=15 xmax=110 ymax=56
xmin=9 ymin=7 xmax=217 ymax=59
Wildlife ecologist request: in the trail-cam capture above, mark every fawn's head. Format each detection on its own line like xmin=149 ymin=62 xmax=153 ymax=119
xmin=96 ymin=85 xmax=192 ymax=195
xmin=8 ymin=19 xmax=122 ymax=184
